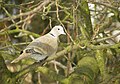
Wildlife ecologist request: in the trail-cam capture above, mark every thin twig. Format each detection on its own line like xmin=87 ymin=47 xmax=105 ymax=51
xmin=88 ymin=1 xmax=119 ymax=12
xmin=93 ymin=31 xmax=120 ymax=43
xmin=0 ymin=42 xmax=30 ymax=50
xmin=50 ymin=60 xmax=67 ymax=70
xmin=0 ymin=0 xmax=51 ymax=22
xmin=2 ymin=7 xmax=19 ymax=29
xmin=55 ymin=0 xmax=76 ymax=45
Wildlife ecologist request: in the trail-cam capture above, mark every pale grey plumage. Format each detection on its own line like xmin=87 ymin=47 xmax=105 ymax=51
xmin=11 ymin=25 xmax=66 ymax=63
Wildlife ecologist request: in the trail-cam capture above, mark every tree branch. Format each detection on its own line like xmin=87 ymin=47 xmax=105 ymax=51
xmin=0 ymin=0 xmax=51 ymax=22
xmin=13 ymin=40 xmax=120 ymax=79
xmin=88 ymin=1 xmax=119 ymax=12
xmin=92 ymin=32 xmax=120 ymax=43
xmin=0 ymin=29 xmax=40 ymax=37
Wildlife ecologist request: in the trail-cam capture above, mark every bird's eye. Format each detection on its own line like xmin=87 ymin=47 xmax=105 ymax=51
xmin=58 ymin=28 xmax=60 ymax=30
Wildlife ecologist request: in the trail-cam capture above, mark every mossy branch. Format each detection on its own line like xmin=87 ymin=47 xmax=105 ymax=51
xmin=0 ymin=29 xmax=40 ymax=38
xmin=12 ymin=40 xmax=120 ymax=79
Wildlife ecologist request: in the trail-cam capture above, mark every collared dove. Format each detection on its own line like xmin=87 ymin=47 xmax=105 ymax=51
xmin=11 ymin=25 xmax=66 ymax=63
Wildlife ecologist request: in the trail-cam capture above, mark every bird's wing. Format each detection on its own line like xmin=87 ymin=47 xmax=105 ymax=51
xmin=27 ymin=41 xmax=56 ymax=56
xmin=11 ymin=41 xmax=56 ymax=63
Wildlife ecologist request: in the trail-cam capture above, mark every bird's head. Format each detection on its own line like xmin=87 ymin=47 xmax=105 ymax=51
xmin=50 ymin=25 xmax=66 ymax=37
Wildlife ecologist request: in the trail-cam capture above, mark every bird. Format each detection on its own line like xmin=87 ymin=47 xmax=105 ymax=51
xmin=11 ymin=25 xmax=66 ymax=63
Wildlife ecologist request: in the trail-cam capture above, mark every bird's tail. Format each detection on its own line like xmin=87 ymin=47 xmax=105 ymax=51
xmin=11 ymin=57 xmax=22 ymax=63
xmin=11 ymin=53 xmax=29 ymax=63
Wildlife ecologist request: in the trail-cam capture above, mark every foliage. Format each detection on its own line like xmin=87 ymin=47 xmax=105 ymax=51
xmin=0 ymin=0 xmax=120 ymax=84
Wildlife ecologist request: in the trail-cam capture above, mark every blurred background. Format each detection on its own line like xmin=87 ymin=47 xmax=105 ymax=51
xmin=0 ymin=0 xmax=120 ymax=84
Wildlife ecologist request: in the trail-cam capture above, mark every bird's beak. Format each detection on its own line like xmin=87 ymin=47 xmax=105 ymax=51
xmin=62 ymin=31 xmax=66 ymax=35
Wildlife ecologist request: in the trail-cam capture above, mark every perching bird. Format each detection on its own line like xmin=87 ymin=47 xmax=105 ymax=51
xmin=11 ymin=25 xmax=66 ymax=63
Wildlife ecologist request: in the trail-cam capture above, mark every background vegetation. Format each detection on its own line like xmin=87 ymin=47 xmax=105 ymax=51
xmin=0 ymin=0 xmax=120 ymax=84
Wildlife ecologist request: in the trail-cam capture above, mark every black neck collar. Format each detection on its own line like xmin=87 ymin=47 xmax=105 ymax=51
xmin=49 ymin=33 xmax=55 ymax=37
